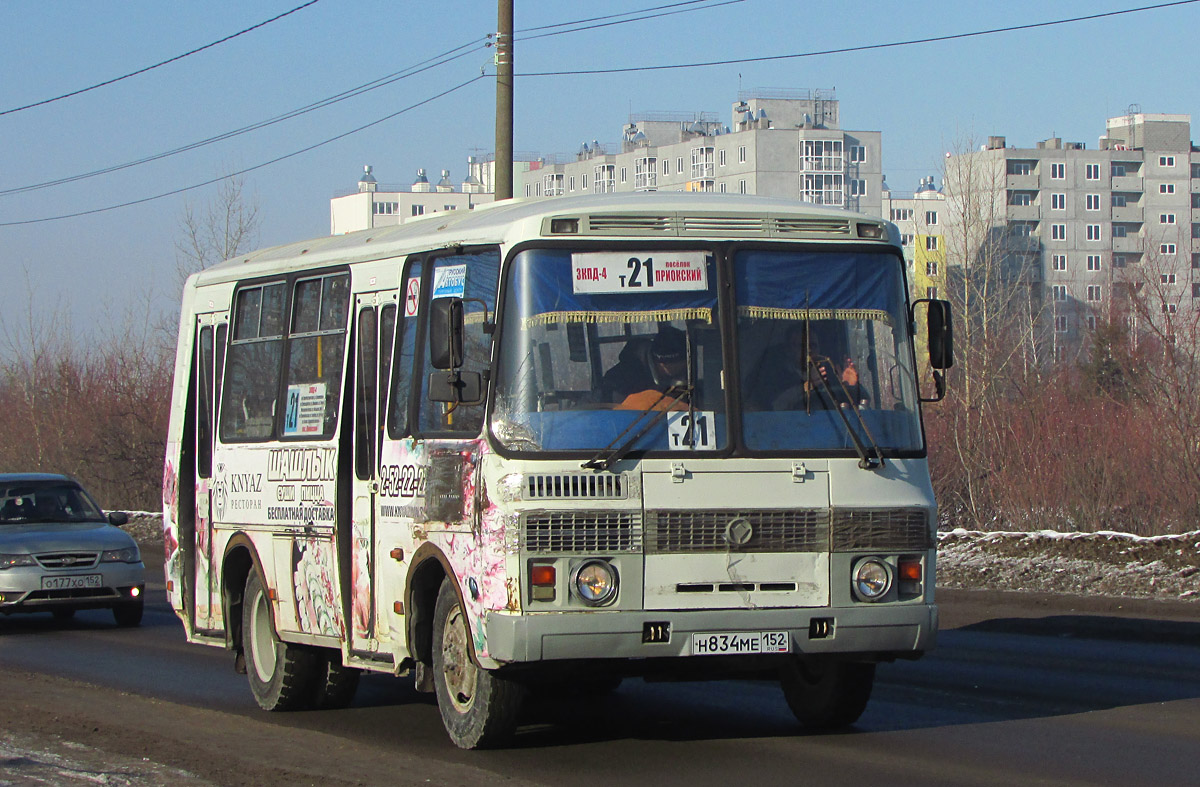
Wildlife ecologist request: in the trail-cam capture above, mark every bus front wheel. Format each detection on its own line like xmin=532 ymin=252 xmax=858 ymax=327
xmin=431 ymin=579 xmax=525 ymax=749
xmin=780 ymin=658 xmax=875 ymax=731
xmin=243 ymin=572 xmax=317 ymax=711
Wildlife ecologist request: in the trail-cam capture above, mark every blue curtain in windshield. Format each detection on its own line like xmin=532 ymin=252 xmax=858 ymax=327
xmin=734 ymin=250 xmax=900 ymax=322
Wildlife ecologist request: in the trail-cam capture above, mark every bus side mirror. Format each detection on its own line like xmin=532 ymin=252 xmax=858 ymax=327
xmin=430 ymin=297 xmax=464 ymax=370
xmin=927 ymin=299 xmax=954 ymax=370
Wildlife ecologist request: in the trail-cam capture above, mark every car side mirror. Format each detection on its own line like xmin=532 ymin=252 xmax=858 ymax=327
xmin=429 ymin=297 xmax=464 ymax=370
xmin=108 ymin=511 xmax=129 ymax=527
xmin=926 ymin=299 xmax=954 ymax=370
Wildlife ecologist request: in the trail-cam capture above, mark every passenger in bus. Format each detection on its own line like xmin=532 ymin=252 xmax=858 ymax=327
xmin=749 ymin=323 xmax=866 ymax=411
xmin=600 ymin=326 xmax=689 ymax=409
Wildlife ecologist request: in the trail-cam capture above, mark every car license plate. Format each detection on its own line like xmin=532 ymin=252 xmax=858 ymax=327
xmin=691 ymin=631 xmax=790 ymax=656
xmin=41 ymin=574 xmax=101 ymax=590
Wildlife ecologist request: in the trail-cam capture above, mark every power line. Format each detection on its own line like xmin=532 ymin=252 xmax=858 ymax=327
xmin=0 ymin=76 xmax=487 ymax=227
xmin=516 ymin=0 xmax=742 ymax=42
xmin=516 ymin=0 xmax=1200 ymax=77
xmin=0 ymin=0 xmax=325 ymax=117
xmin=515 ymin=0 xmax=729 ymax=33
xmin=0 ymin=39 xmax=489 ymax=197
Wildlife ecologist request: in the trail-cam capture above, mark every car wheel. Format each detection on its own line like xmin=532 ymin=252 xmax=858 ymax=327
xmin=52 ymin=608 xmax=76 ymax=622
xmin=432 ymin=579 xmax=525 ymax=749
xmin=780 ymin=658 xmax=875 ymax=731
xmin=242 ymin=572 xmax=317 ymax=711
xmin=313 ymin=651 xmax=361 ymax=709
xmin=113 ymin=599 xmax=143 ymax=627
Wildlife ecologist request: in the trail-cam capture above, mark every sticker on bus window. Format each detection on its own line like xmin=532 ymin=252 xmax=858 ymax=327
xmin=284 ymin=383 xmax=327 ymax=436
xmin=571 ymin=252 xmax=708 ymax=294
xmin=404 ymin=277 xmax=421 ymax=316
xmin=666 ymin=410 xmax=716 ymax=450
xmin=431 ymin=264 xmax=466 ymax=299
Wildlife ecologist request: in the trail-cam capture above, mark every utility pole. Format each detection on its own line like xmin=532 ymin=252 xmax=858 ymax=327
xmin=494 ymin=0 xmax=514 ymax=201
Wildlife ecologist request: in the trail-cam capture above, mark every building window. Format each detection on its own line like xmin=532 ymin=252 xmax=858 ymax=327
xmin=1087 ymin=315 xmax=1097 ymax=331
xmin=1008 ymin=161 xmax=1032 ymax=176
xmin=1052 ymin=285 xmax=1067 ymax=301
xmin=739 ymin=179 xmax=747 ymax=194
xmin=620 ymin=167 xmax=627 ymax=184
xmin=1112 ymin=163 xmax=1127 ymax=177
xmin=1051 ymin=163 xmax=1066 ymax=179
xmin=1052 ymin=254 xmax=1067 ymax=271
xmin=1161 ymin=273 xmax=1178 ymax=284
xmin=634 ymin=157 xmax=657 ymax=191
xmin=594 ymin=164 xmax=616 ymax=193
xmin=677 ymin=157 xmax=683 ymax=174
xmin=569 ymin=176 xmax=576 ymax=191
xmin=1193 ymin=282 xmax=1200 ymax=297
xmin=1160 ymin=155 xmax=1176 ymax=167
xmin=1012 ymin=222 xmax=1033 ymax=237
xmin=800 ymin=172 xmax=844 ymax=206
xmin=690 ymin=147 xmax=715 ymax=179
xmin=1055 ymin=315 xmax=1069 ymax=333
xmin=582 ymin=173 xmax=589 ymax=190
xmin=1112 ymin=194 xmax=1127 ymax=207
xmin=1087 ymin=285 xmax=1102 ymax=302
xmin=1086 ymin=224 xmax=1102 ymax=241
xmin=926 ymin=236 xmax=939 ymax=251
xmin=800 ymin=139 xmax=843 ymax=172
xmin=719 ymin=182 xmax=727 ymax=193
xmin=900 ymin=234 xmax=913 ymax=247
xmin=1051 ymin=224 xmax=1066 ymax=240
xmin=1162 ymin=243 xmax=1177 ymax=255
xmin=1193 ymin=253 xmax=1200 ymax=269
xmin=1087 ymin=255 xmax=1102 ymax=271
xmin=738 ymin=145 xmax=747 ymax=163
xmin=925 ymin=211 xmax=938 ymax=225
xmin=1161 ymin=213 xmax=1177 ymax=225
xmin=1051 ymin=193 xmax=1066 ymax=210
xmin=1010 ymin=191 xmax=1032 ymax=206
xmin=1114 ymin=254 xmax=1126 ymax=268
xmin=1085 ymin=163 xmax=1101 ymax=180
xmin=850 ymin=179 xmax=867 ymax=196
xmin=926 ymin=260 xmax=939 ymax=276
xmin=1112 ymin=224 xmax=1128 ymax=238
xmin=1164 ymin=302 xmax=1178 ymax=314
xmin=1160 ymin=183 xmax=1176 ymax=194
xmin=661 ymin=159 xmax=669 ymax=177
xmin=848 ymin=145 xmax=866 ymax=163
xmin=926 ymin=286 xmax=938 ymax=299
xmin=1086 ymin=194 xmax=1101 ymax=211
xmin=891 ymin=208 xmax=914 ymax=221
xmin=1193 ymin=163 xmax=1200 ymax=178
xmin=543 ymin=173 xmax=564 ymax=196
xmin=718 ymin=149 xmax=727 ymax=167
xmin=411 ymin=204 xmax=425 ymax=216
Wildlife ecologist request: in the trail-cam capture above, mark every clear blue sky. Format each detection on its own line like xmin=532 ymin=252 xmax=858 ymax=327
xmin=2 ymin=0 xmax=1197 ymax=326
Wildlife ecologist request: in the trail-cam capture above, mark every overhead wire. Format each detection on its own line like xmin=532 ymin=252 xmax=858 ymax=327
xmin=0 ymin=75 xmax=488 ymax=227
xmin=516 ymin=0 xmax=1200 ymax=76
xmin=0 ymin=0 xmax=325 ymax=117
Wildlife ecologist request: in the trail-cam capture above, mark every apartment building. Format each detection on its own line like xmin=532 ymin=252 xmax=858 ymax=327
xmin=528 ymin=88 xmax=884 ymax=216
xmin=882 ymin=176 xmax=948 ymax=302
xmin=943 ymin=112 xmax=1198 ymax=353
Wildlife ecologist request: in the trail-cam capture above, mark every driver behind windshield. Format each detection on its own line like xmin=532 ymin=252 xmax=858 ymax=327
xmin=748 ymin=323 xmax=867 ymax=411
xmin=600 ymin=326 xmax=689 ymax=410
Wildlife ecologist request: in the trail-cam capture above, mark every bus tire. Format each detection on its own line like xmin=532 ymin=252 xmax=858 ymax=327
xmin=243 ymin=572 xmax=317 ymax=711
xmin=780 ymin=659 xmax=874 ymax=731
xmin=314 ymin=652 xmax=361 ymax=710
xmin=432 ymin=579 xmax=525 ymax=749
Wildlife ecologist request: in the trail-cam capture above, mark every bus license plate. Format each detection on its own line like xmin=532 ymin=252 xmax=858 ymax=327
xmin=41 ymin=574 xmax=101 ymax=590
xmin=691 ymin=631 xmax=790 ymax=656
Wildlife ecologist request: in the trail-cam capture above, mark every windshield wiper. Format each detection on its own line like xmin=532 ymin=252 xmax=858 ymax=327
xmin=809 ymin=357 xmax=884 ymax=470
xmin=582 ymin=384 xmax=691 ymax=471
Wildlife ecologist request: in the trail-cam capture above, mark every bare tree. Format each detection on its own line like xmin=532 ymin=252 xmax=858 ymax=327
xmin=175 ymin=174 xmax=261 ymax=284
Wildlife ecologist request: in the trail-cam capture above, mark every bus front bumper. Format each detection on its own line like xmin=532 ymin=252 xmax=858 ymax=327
xmin=484 ymin=602 xmax=937 ymax=664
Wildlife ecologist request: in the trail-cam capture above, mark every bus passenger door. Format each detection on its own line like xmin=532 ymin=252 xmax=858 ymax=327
xmin=348 ymin=296 xmax=396 ymax=655
xmin=194 ymin=318 xmax=226 ymax=632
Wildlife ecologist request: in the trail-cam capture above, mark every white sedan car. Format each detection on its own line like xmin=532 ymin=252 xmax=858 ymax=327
xmin=0 ymin=473 xmax=145 ymax=626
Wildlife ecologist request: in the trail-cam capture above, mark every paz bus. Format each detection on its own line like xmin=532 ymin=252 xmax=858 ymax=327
xmin=163 ymin=192 xmax=953 ymax=748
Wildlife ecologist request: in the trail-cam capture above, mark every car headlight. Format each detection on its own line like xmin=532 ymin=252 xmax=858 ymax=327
xmin=0 ymin=553 xmax=36 ymax=570
xmin=572 ymin=559 xmax=618 ymax=606
xmin=101 ymin=546 xmax=141 ymax=563
xmin=853 ymin=558 xmax=892 ymax=602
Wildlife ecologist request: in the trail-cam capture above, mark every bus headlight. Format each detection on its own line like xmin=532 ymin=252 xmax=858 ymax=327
xmin=572 ymin=560 xmax=618 ymax=606
xmin=853 ymin=558 xmax=892 ymax=602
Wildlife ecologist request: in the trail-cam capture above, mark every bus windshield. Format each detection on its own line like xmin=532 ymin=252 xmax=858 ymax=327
xmin=491 ymin=246 xmax=921 ymax=456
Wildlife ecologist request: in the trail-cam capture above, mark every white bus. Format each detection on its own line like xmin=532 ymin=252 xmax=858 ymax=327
xmin=164 ymin=193 xmax=953 ymax=748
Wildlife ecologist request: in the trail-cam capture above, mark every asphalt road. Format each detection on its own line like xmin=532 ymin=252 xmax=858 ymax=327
xmin=2 ymin=565 xmax=1199 ymax=786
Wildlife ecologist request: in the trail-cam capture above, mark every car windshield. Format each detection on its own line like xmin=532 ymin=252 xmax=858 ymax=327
xmin=491 ymin=246 xmax=922 ymax=456
xmin=0 ymin=481 xmax=106 ymax=524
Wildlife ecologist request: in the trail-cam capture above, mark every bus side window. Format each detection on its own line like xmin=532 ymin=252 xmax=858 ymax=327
xmin=355 ymin=306 xmax=378 ymax=479
xmin=196 ymin=325 xmax=214 ymax=478
xmin=417 ymin=249 xmax=500 ymax=435
xmin=220 ymin=283 xmax=286 ymax=441
xmin=284 ymin=272 xmax=350 ymax=439
xmin=378 ymin=304 xmax=396 ymax=460
xmin=388 ymin=258 xmax=423 ymax=439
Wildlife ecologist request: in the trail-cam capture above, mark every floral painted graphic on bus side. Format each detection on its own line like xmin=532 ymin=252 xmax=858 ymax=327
xmin=351 ymin=511 xmax=371 ymax=639
xmin=162 ymin=461 xmax=182 ymax=591
xmin=293 ymin=536 xmax=342 ymax=639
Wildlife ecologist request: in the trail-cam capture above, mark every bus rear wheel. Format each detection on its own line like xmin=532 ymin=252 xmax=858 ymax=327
xmin=313 ymin=651 xmax=361 ymax=709
xmin=243 ymin=572 xmax=317 ymax=711
xmin=780 ymin=658 xmax=875 ymax=731
xmin=432 ymin=579 xmax=525 ymax=749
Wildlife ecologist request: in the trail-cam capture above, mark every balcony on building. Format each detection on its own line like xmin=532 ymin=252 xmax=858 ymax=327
xmin=1112 ymin=235 xmax=1143 ymax=253
xmin=1005 ymin=159 xmax=1038 ymax=190
xmin=1111 ymin=173 xmax=1144 ymax=192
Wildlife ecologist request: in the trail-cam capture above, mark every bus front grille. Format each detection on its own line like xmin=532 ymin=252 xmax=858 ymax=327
xmin=524 ymin=472 xmax=627 ymax=500
xmin=831 ymin=508 xmax=932 ymax=551
xmin=644 ymin=509 xmax=829 ymax=554
xmin=522 ymin=511 xmax=642 ymax=553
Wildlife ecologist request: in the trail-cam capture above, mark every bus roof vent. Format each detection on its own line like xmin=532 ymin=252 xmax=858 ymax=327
xmin=774 ymin=216 xmax=852 ymax=236
xmin=586 ymin=214 xmax=674 ymax=233
xmin=680 ymin=215 xmax=767 ymax=235
xmin=524 ymin=472 xmax=628 ymax=500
